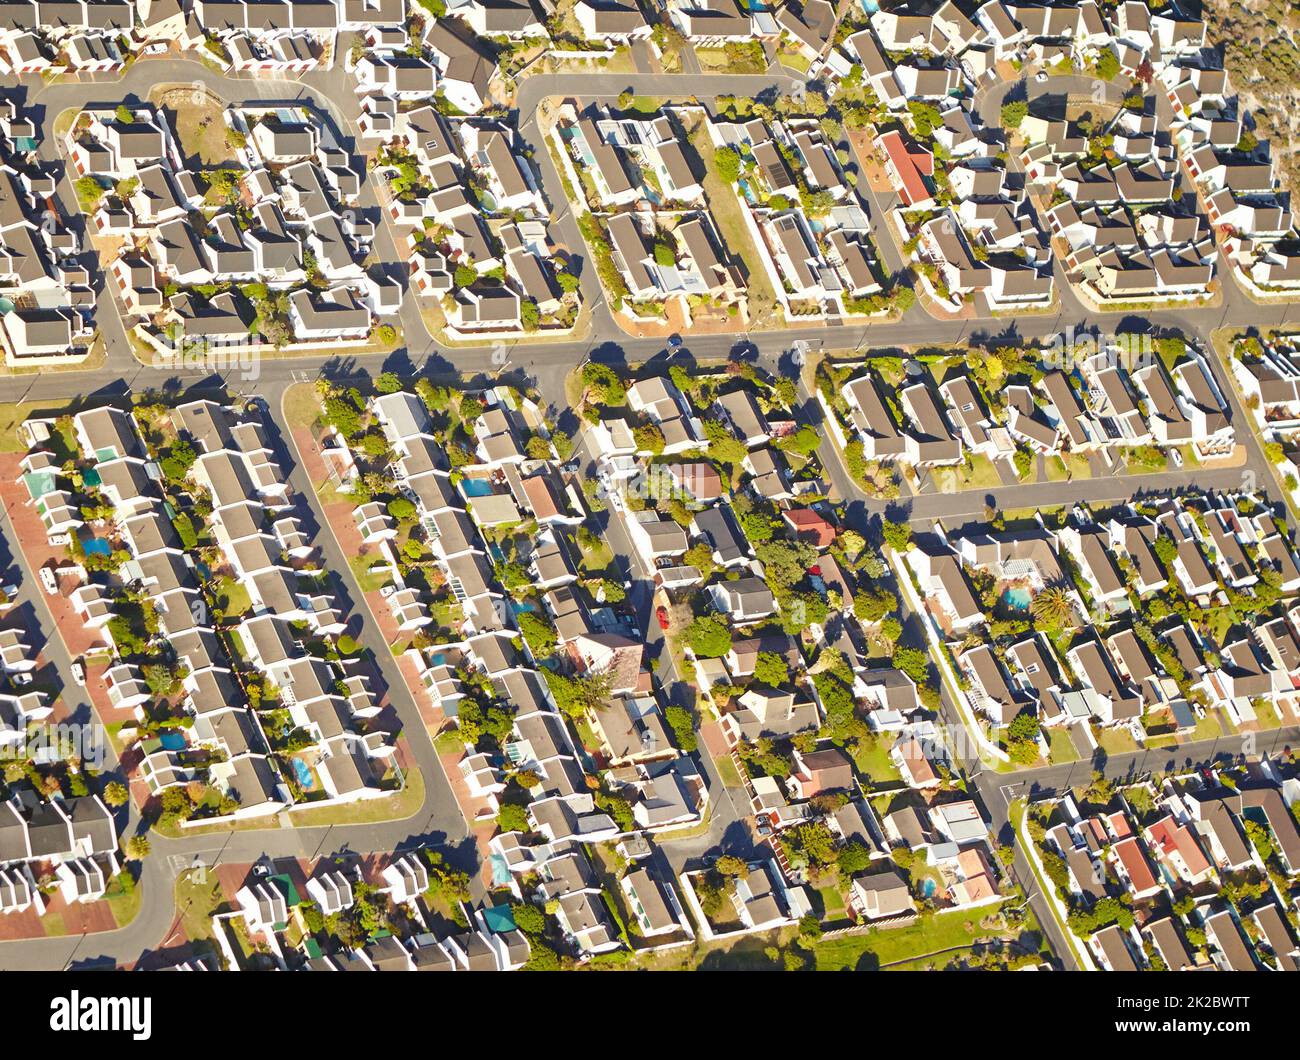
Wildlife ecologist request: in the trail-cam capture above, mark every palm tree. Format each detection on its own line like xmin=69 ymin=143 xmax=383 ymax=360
xmin=1030 ymin=585 xmax=1074 ymax=631
xmin=102 ymin=781 xmax=129 ymax=808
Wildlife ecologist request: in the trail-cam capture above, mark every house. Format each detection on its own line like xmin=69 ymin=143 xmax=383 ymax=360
xmin=787 ymin=747 xmax=853 ymax=800
xmin=425 ymin=19 xmax=498 ymax=113
xmin=574 ymin=0 xmax=650 ymax=41
xmin=849 ymin=870 xmax=917 ymax=922
xmin=706 ymin=576 xmax=776 ymax=625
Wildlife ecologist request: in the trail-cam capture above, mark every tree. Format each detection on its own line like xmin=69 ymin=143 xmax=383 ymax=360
xmin=653 ymin=241 xmax=676 ymax=267
xmin=1000 ymin=99 xmax=1028 ymax=129
xmin=115 ymin=104 xmax=134 ymax=124
xmin=1006 ymin=710 xmax=1041 ymax=764
xmin=517 ymin=611 xmax=557 ymax=658
xmin=633 ymin=422 xmax=666 ymax=454
xmin=1013 ymin=446 xmax=1033 ymax=481
xmin=74 ymin=175 xmax=105 ymax=211
xmin=754 ymin=539 xmax=817 ymax=592
xmin=714 ymin=146 xmax=741 ymax=183
xmin=752 ymin=650 xmax=789 ymax=688
xmin=387 ymin=497 xmax=416 ymax=521
xmin=665 ymin=705 xmax=698 ymax=752
xmin=103 ymin=781 xmax=129 ymax=808
xmin=891 ymin=646 xmax=930 ymax=683
xmin=702 ymin=418 xmax=747 ymax=466
xmin=1030 ymin=585 xmax=1074 ymax=632
xmin=125 ymin=835 xmax=151 ymax=861
xmin=685 ymin=613 xmax=732 ymax=658
xmin=497 ymin=802 xmax=529 ymax=832
xmin=375 ymin=371 xmax=401 ymax=394
xmin=160 ymin=439 xmax=197 ymax=482
xmin=881 ymin=519 xmax=912 ymax=551
xmin=776 ymin=424 xmax=822 ymax=457
xmin=1093 ymin=49 xmax=1119 ymax=81
xmin=454 ymin=263 xmax=478 ymax=288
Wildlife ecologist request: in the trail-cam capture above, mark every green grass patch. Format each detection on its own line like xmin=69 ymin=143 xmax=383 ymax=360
xmin=1048 ymin=727 xmax=1080 ymax=764
xmin=813 ymin=904 xmax=1017 ymax=970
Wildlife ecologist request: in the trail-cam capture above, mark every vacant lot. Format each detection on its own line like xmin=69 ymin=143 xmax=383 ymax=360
xmin=150 ymin=85 xmax=231 ymax=167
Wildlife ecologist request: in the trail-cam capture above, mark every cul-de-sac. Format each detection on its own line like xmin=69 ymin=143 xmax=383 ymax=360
xmin=0 ymin=0 xmax=1294 ymax=977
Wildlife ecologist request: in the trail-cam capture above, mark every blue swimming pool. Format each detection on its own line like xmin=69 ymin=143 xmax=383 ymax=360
xmin=461 ymin=478 xmax=495 ymax=498
xmin=1002 ymin=587 xmax=1032 ymax=611
xmin=83 ymin=538 xmax=112 ymax=556
xmin=920 ymin=878 xmax=937 ymax=898
xmin=159 ymin=731 xmax=187 ymax=751
xmin=291 ymin=758 xmax=314 ymax=790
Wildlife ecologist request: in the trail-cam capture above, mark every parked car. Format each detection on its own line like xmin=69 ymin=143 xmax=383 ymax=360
xmin=38 ymin=566 xmax=57 ymax=595
xmin=655 ymin=606 xmax=670 ymax=631
xmin=70 ymin=660 xmax=85 ymax=686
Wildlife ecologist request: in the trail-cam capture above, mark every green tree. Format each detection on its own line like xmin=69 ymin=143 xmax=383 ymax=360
xmin=665 ymin=705 xmax=698 ymax=752
xmin=125 ymin=835 xmax=152 ymax=861
xmin=714 ymin=146 xmax=741 ymax=183
xmin=1000 ymin=100 xmax=1028 ymax=129
xmin=375 ymin=371 xmax=401 ymax=394
xmin=881 ymin=519 xmax=913 ymax=551
xmin=1030 ymin=585 xmax=1074 ymax=631
xmin=387 ymin=497 xmax=416 ymax=521
xmin=685 ymin=613 xmax=732 ymax=658
xmin=752 ymin=650 xmax=789 ymax=688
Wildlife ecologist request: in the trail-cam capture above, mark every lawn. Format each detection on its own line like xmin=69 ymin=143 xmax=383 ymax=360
xmin=216 ymin=575 xmax=252 ymax=618
xmin=0 ymin=402 xmax=42 ymax=451
xmin=1048 ymin=727 xmax=1080 ymax=764
xmin=282 ymin=383 xmax=322 ymax=430
xmin=951 ymin=453 xmax=1002 ymax=491
xmin=287 ymin=767 xmax=425 ymax=827
xmin=851 ymin=734 xmax=902 ymax=788
xmin=105 ymin=873 xmax=142 ymax=928
xmin=1191 ymin=713 xmax=1224 ymax=741
xmin=816 ymin=886 xmax=847 ymax=921
xmin=1095 ymin=726 xmax=1139 ymax=756
xmin=695 ymin=46 xmax=765 ymax=74
xmin=1044 ymin=452 xmax=1091 ymax=481
xmin=812 ymin=904 xmax=1015 ymax=970
xmin=576 ymin=534 xmax=613 ymax=573
xmin=174 ymin=868 xmax=226 ymax=944
xmin=1123 ymin=447 xmax=1169 ymax=474
xmin=713 ymin=752 xmax=745 ymax=789
xmin=348 ymin=553 xmax=392 ymax=594
xmin=1251 ymin=698 xmax=1282 ymax=729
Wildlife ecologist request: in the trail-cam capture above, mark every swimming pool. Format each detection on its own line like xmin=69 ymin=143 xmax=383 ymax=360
xmin=1002 ymin=587 xmax=1032 ymax=611
xmin=460 ymin=477 xmax=495 ymax=498
xmin=920 ymin=878 xmax=937 ymax=898
xmin=83 ymin=538 xmax=112 ymax=557
xmin=291 ymin=758 xmax=314 ymax=790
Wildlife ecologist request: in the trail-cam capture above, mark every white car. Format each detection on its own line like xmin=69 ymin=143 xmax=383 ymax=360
xmin=70 ymin=661 xmax=85 ymax=686
xmin=38 ymin=566 xmax=57 ymax=595
xmin=1035 ymin=72 xmax=1048 ymax=83
xmin=142 ymin=41 xmax=168 ymax=55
